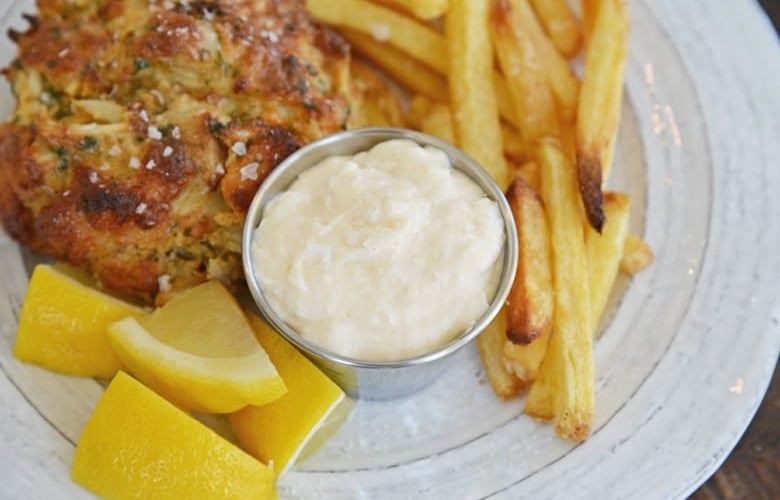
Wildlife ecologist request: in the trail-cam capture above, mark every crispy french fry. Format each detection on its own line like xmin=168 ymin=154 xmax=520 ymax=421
xmin=529 ymin=0 xmax=583 ymax=58
xmin=523 ymin=340 xmax=559 ymax=420
xmin=620 ymin=233 xmax=654 ymax=275
xmin=478 ymin=311 xmax=523 ymax=398
xmin=405 ymin=95 xmax=429 ymax=130
xmin=409 ymin=96 xmax=456 ymax=143
xmin=306 ymin=0 xmax=448 ymax=72
xmin=491 ymin=0 xmax=560 ymax=146
xmin=505 ymin=177 xmax=553 ymax=345
xmin=373 ymin=0 xmax=449 ymax=19
xmin=503 ymin=327 xmax=550 ymax=384
xmin=340 ymin=29 xmax=449 ymax=100
xmin=492 ymin=73 xmax=522 ymax=129
xmin=525 ymin=142 xmax=593 ymax=441
xmin=347 ymin=59 xmax=405 ymax=129
xmin=512 ymin=160 xmax=540 ymax=193
xmin=410 ymin=96 xmax=527 ymax=160
xmin=581 ymin=0 xmax=598 ymax=42
xmin=446 ymin=0 xmax=509 ymax=189
xmin=587 ymin=192 xmax=631 ymax=331
xmin=576 ymin=0 xmax=629 ymax=232
xmin=500 ymin=176 xmax=552 ymax=385
xmin=508 ymin=0 xmax=580 ymax=125
xmin=501 ymin=123 xmax=529 ymax=163
xmin=511 ymin=192 xmax=630 ymax=387
xmin=310 ymin=0 xmax=522 ymax=129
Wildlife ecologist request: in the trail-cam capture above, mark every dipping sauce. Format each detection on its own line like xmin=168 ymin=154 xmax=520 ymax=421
xmin=251 ymin=139 xmax=504 ymax=361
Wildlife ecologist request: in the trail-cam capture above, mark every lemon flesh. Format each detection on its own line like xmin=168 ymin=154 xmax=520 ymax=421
xmin=230 ymin=314 xmax=351 ymax=474
xmin=107 ymin=281 xmax=286 ymax=413
xmin=14 ymin=264 xmax=143 ymax=377
xmin=72 ymin=371 xmax=276 ymax=500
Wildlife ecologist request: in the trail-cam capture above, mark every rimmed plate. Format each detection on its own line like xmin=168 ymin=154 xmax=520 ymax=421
xmin=1 ymin=0 xmax=779 ymax=498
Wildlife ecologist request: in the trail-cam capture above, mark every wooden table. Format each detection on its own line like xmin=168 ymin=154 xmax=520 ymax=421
xmin=692 ymin=4 xmax=779 ymax=497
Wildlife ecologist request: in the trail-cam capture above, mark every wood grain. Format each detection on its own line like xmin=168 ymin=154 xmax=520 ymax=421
xmin=693 ymin=365 xmax=780 ymax=499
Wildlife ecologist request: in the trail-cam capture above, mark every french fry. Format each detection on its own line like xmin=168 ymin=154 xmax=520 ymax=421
xmin=404 ymin=94 xmax=434 ymax=130
xmin=493 ymin=73 xmax=522 ymax=129
xmin=507 ymin=0 xmax=580 ymax=125
xmin=341 ymin=30 xmax=448 ymax=100
xmin=491 ymin=0 xmax=560 ymax=146
xmin=523 ymin=339 xmax=559 ymax=420
xmin=478 ymin=311 xmax=524 ymax=399
xmin=503 ymin=328 xmax=550 ymax=384
xmin=309 ymin=0 xmax=523 ymax=129
xmin=505 ymin=177 xmax=553 ymax=345
xmin=509 ymin=192 xmax=630 ymax=388
xmin=409 ymin=96 xmax=528 ymax=161
xmin=512 ymin=160 xmax=540 ymax=193
xmin=501 ymin=124 xmax=529 ymax=163
xmin=446 ymin=0 xmax=510 ymax=189
xmin=305 ymin=0 xmax=448 ymax=73
xmin=581 ymin=0 xmax=598 ymax=43
xmin=529 ymin=0 xmax=583 ymax=58
xmin=586 ymin=192 xmax=631 ymax=331
xmin=408 ymin=96 xmax=456 ymax=144
xmin=620 ymin=233 xmax=654 ymax=275
xmin=373 ymin=0 xmax=449 ymax=20
xmin=525 ymin=142 xmax=594 ymax=441
xmin=576 ymin=0 xmax=629 ymax=232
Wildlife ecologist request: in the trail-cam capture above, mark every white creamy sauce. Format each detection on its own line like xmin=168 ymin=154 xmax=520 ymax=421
xmin=252 ymin=139 xmax=504 ymax=361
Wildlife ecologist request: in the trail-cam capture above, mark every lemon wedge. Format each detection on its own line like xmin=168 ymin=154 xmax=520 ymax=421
xmin=107 ymin=281 xmax=286 ymax=413
xmin=14 ymin=264 xmax=143 ymax=377
xmin=229 ymin=314 xmax=351 ymax=474
xmin=72 ymin=371 xmax=277 ymax=500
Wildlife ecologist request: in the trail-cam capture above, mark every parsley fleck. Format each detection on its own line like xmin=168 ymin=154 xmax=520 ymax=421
xmin=53 ymin=146 xmax=68 ymax=172
xmin=208 ymin=119 xmax=226 ymax=134
xmin=134 ymin=58 xmax=150 ymax=72
xmin=78 ymin=136 xmax=98 ymax=151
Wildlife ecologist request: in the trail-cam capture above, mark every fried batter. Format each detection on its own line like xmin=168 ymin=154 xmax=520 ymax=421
xmin=0 ymin=0 xmax=401 ymax=303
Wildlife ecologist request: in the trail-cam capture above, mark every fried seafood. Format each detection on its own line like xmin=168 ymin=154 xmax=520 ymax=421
xmin=0 ymin=0 xmax=399 ymax=303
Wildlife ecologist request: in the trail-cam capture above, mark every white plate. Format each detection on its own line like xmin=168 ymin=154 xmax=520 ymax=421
xmin=1 ymin=1 xmax=779 ymax=498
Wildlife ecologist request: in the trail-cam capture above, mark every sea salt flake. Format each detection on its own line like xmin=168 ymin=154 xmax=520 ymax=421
xmin=135 ymin=202 xmax=147 ymax=214
xmin=146 ymin=159 xmax=157 ymax=170
xmin=260 ymin=30 xmax=279 ymax=43
xmin=240 ymin=162 xmax=259 ymax=181
xmin=232 ymin=141 xmax=247 ymax=156
xmin=172 ymin=126 xmax=181 ymax=139
xmin=158 ymin=274 xmax=172 ymax=293
xmin=163 ymin=146 xmax=173 ymax=157
xmin=108 ymin=145 xmax=122 ymax=157
xmin=148 ymin=125 xmax=162 ymax=140
xmin=129 ymin=157 xmax=141 ymax=169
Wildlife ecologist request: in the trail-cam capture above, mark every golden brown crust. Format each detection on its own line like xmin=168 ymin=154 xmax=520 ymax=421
xmin=218 ymin=120 xmax=301 ymax=216
xmin=576 ymin=150 xmax=605 ymax=233
xmin=504 ymin=177 xmax=553 ymax=345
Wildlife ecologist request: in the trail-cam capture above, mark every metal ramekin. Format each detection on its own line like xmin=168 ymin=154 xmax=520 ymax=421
xmin=242 ymin=128 xmax=518 ymax=400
